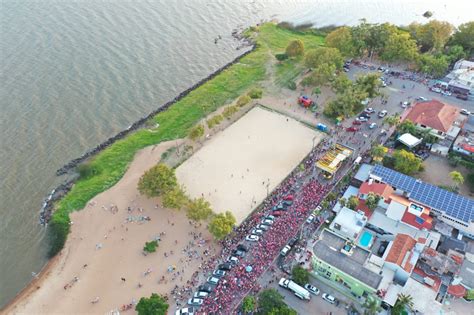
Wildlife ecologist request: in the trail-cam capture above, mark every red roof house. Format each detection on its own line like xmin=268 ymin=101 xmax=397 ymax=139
xmin=403 ymin=100 xmax=459 ymax=133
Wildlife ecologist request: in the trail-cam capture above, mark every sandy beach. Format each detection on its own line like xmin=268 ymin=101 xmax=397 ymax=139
xmin=176 ymin=106 xmax=321 ymax=223
xmin=5 ymin=140 xmax=220 ymax=314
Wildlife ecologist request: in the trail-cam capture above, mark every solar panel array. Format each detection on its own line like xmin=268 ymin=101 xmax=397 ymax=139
xmin=371 ymin=165 xmax=474 ymax=223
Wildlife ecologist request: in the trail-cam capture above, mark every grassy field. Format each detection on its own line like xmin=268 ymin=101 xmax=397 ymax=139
xmin=48 ymin=23 xmax=325 ymax=256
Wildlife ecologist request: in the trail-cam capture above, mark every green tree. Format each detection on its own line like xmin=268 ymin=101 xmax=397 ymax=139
xmin=324 ymin=87 xmax=367 ymax=118
xmin=393 ymin=149 xmax=423 ymax=175
xmin=384 ymin=113 xmax=400 ymax=127
xmin=285 ymin=39 xmax=304 ymax=57
xmin=445 ymin=45 xmax=466 ymax=63
xmin=365 ymin=192 xmax=382 ymax=210
xmin=188 ymin=124 xmax=204 ymax=141
xmin=135 ymin=293 xmax=169 ymax=315
xmin=162 ymin=185 xmax=188 ymax=209
xmin=347 ymin=195 xmax=359 ymax=210
xmin=326 ymin=192 xmax=337 ymax=202
xmin=409 ymin=20 xmax=454 ymax=52
xmin=275 ymin=53 xmax=288 ymax=61
xmin=304 ymin=47 xmax=343 ymax=69
xmin=450 ymin=171 xmax=464 ymax=187
xmin=138 ymin=164 xmax=177 ymax=197
xmin=417 ymin=53 xmax=449 ymax=77
xmin=339 ymin=197 xmax=347 ymax=208
xmin=303 ymin=63 xmax=337 ymax=86
xmin=355 ymin=73 xmax=381 ymax=99
xmin=363 ymin=296 xmax=382 ymax=315
xmin=326 ymin=26 xmax=355 ymax=56
xmin=397 ymin=120 xmax=417 ymax=135
xmin=242 ymin=295 xmax=256 ymax=314
xmin=208 ymin=211 xmax=236 ymax=240
xmin=248 ymin=87 xmax=263 ymax=99
xmin=331 ymin=74 xmax=353 ymax=94
xmin=392 ymin=294 xmax=414 ymax=315
xmin=320 ymin=199 xmax=330 ymax=210
xmin=451 ymin=22 xmax=474 ymax=55
xmin=291 ymin=266 xmax=310 ymax=286
xmin=257 ymin=289 xmax=296 ymax=315
xmin=143 ymin=240 xmax=159 ymax=253
xmin=380 ymin=31 xmax=418 ymax=62
xmin=186 ymin=197 xmax=213 ymax=221
xmin=371 ymin=145 xmax=387 ymax=160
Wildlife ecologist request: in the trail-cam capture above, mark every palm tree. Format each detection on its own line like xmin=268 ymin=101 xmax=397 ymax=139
xmin=392 ymin=294 xmax=414 ymax=315
xmin=450 ymin=171 xmax=464 ymax=188
xmin=384 ymin=113 xmax=401 ymax=127
xmin=363 ymin=296 xmax=381 ymax=315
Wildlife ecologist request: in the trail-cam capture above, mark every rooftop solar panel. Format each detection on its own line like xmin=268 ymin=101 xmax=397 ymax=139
xmin=371 ymin=165 xmax=474 ymax=223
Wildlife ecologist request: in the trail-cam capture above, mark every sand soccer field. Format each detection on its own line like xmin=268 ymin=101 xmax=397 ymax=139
xmin=176 ymin=106 xmax=323 ymax=223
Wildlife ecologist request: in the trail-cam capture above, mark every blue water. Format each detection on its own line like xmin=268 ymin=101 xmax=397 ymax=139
xmin=1 ymin=0 xmax=472 ymax=308
xmin=359 ymin=231 xmax=373 ymax=247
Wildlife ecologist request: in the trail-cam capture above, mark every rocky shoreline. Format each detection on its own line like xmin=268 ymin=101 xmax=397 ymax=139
xmin=39 ymin=38 xmax=256 ymax=225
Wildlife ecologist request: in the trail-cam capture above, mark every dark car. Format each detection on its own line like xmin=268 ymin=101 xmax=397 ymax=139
xmin=237 ymin=244 xmax=248 ymax=252
xmin=288 ymin=237 xmax=299 ymax=247
xmin=218 ymin=263 xmax=232 ymax=271
xmin=282 ymin=200 xmax=293 ymax=206
xmin=232 ymin=249 xmax=245 ymax=257
xmin=198 ymin=284 xmax=214 ymax=293
xmin=456 ymin=94 xmax=468 ymax=100
xmin=272 ymin=210 xmax=284 ymax=217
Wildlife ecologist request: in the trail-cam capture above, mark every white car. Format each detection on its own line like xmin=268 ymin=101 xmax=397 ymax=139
xmin=357 ymin=116 xmax=369 ymax=122
xmin=245 ymin=234 xmax=259 ymax=242
xmin=207 ymin=276 xmax=220 ymax=285
xmin=401 ymin=101 xmax=410 ymax=108
xmin=432 ymin=87 xmax=442 ymax=93
xmin=442 ymin=90 xmax=452 ymax=96
xmin=461 ymin=109 xmax=470 ymax=115
xmin=251 ymin=228 xmax=264 ymax=236
xmin=193 ymin=291 xmax=208 ymax=298
xmin=175 ymin=307 xmax=195 ymax=315
xmin=187 ymin=298 xmax=204 ymax=306
xmin=280 ymin=245 xmax=291 ymax=257
xmin=304 ymin=284 xmax=320 ymax=295
xmin=369 ymin=122 xmax=377 ymax=129
xmin=212 ymin=269 xmax=226 ymax=278
xmin=257 ymin=224 xmax=270 ymax=231
xmin=378 ymin=110 xmax=387 ymax=118
xmin=416 ymin=96 xmax=428 ymax=101
xmin=306 ymin=214 xmax=315 ymax=224
xmin=261 ymin=218 xmax=274 ymax=225
xmin=265 ymin=215 xmax=275 ymax=221
xmin=365 ymin=107 xmax=375 ymax=114
xmin=322 ymin=293 xmax=337 ymax=304
xmin=227 ymin=256 xmax=239 ymax=265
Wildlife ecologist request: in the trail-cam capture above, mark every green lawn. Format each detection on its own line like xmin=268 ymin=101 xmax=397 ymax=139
xmin=48 ymin=23 xmax=325 ymax=256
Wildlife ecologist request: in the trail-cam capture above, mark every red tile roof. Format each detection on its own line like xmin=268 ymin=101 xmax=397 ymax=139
xmin=385 ymin=234 xmax=417 ymax=272
xmin=401 ymin=211 xmax=433 ymax=230
xmin=448 ymin=285 xmax=467 ymax=298
xmin=359 ymin=182 xmax=394 ymax=200
xmin=403 ymin=100 xmax=459 ymax=132
xmin=412 ymin=267 xmax=442 ymax=292
xmin=356 ymin=199 xmax=373 ymax=219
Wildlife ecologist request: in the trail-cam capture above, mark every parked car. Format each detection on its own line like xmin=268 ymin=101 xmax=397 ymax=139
xmin=401 ymin=101 xmax=410 ymax=108
xmin=261 ymin=218 xmax=274 ymax=225
xmin=265 ymin=215 xmax=275 ymax=221
xmin=346 ymin=127 xmax=359 ymax=132
xmin=212 ymin=270 xmax=226 ymax=278
xmin=251 ymin=228 xmax=264 ymax=236
xmin=232 ymin=249 xmax=245 ymax=257
xmin=193 ymin=291 xmax=209 ymax=298
xmin=461 ymin=109 xmax=470 ymax=115
xmin=457 ymin=94 xmax=468 ymax=100
xmin=365 ymin=107 xmax=375 ymax=114
xmin=218 ymin=263 xmax=232 ymax=271
xmin=227 ymin=256 xmax=239 ymax=265
xmin=198 ymin=284 xmax=214 ymax=293
xmin=304 ymin=284 xmax=320 ymax=295
xmin=245 ymin=234 xmax=259 ymax=242
xmin=369 ymin=122 xmax=377 ymax=129
xmin=282 ymin=200 xmax=293 ymax=206
xmin=356 ymin=116 xmax=368 ymax=122
xmin=280 ymin=245 xmax=291 ymax=257
xmin=322 ymin=293 xmax=337 ymax=304
xmin=207 ymin=276 xmax=220 ymax=285
xmin=175 ymin=307 xmax=196 ymax=315
xmin=257 ymin=224 xmax=270 ymax=231
xmin=187 ymin=298 xmax=203 ymax=306
xmin=416 ymin=96 xmax=428 ymax=101
xmin=378 ymin=110 xmax=387 ymax=118
xmin=343 ymin=67 xmax=350 ymax=72
xmin=283 ymin=195 xmax=294 ymax=201
xmin=442 ymin=90 xmax=452 ymax=96
xmin=288 ymin=237 xmax=299 ymax=247
xmin=237 ymin=244 xmax=248 ymax=252
xmin=431 ymin=87 xmax=442 ymax=93
xmin=272 ymin=203 xmax=286 ymax=211
xmin=272 ymin=210 xmax=284 ymax=217
xmin=306 ymin=214 xmax=316 ymax=223
xmin=352 ymin=120 xmax=362 ymax=125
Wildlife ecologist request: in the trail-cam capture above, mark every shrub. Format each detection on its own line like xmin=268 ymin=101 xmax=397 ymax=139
xmin=275 ymin=53 xmax=288 ymax=61
xmin=162 ymin=185 xmax=188 ymax=209
xmin=47 ymin=213 xmax=70 ymax=257
xmin=137 ymin=163 xmax=177 ymax=197
xmin=287 ymin=81 xmax=297 ymax=90
xmin=286 ymin=39 xmax=305 ymax=57
xmin=223 ymin=105 xmax=239 ymax=119
xmin=291 ymin=266 xmax=310 ymax=286
xmin=186 ymin=197 xmax=213 ymax=221
xmin=248 ymin=87 xmax=263 ymax=99
xmin=236 ymin=95 xmax=251 ymax=107
xmin=135 ymin=293 xmax=168 ymax=315
xmin=143 ymin=240 xmax=158 ymax=253
xmin=188 ymin=124 xmax=204 ymax=141
xmin=206 ymin=114 xmax=224 ymax=128
xmin=77 ymin=162 xmax=100 ymax=179
xmin=208 ymin=211 xmax=236 ymax=240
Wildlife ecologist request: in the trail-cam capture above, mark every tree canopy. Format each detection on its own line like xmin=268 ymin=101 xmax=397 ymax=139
xmin=257 ymin=289 xmax=296 ymax=315
xmin=409 ymin=20 xmax=454 ymax=52
xmin=380 ymin=31 xmax=418 ymax=62
xmin=451 ymin=22 xmax=474 ymax=55
xmin=304 ymin=47 xmax=343 ymax=69
xmin=208 ymin=211 xmax=236 ymax=240
xmin=326 ymin=26 xmax=355 ymax=56
xmin=135 ymin=293 xmax=169 ymax=315
xmin=138 ymin=163 xmax=177 ymax=197
xmin=371 ymin=145 xmax=387 ymax=161
xmin=285 ymin=39 xmax=305 ymax=57
xmin=450 ymin=171 xmax=464 ymax=187
xmin=242 ymin=296 xmax=256 ymax=314
xmin=162 ymin=185 xmax=188 ymax=209
xmin=186 ymin=197 xmax=213 ymax=221
xmin=392 ymin=149 xmax=423 ymax=175
xmin=417 ymin=53 xmax=449 ymax=78
xmin=347 ymin=195 xmax=359 ymax=210
xmin=365 ymin=192 xmax=382 ymax=210
xmin=355 ymin=73 xmax=381 ymax=99
xmin=291 ymin=266 xmax=310 ymax=286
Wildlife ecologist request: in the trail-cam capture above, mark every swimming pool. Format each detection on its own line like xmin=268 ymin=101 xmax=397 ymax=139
xmin=359 ymin=231 xmax=373 ymax=248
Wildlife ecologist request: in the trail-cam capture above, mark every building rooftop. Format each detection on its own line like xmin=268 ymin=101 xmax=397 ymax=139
xmin=354 ymin=163 xmax=373 ymax=183
xmin=401 ymin=210 xmax=433 ymax=230
xmin=419 ymin=247 xmax=463 ymax=276
xmin=437 ymin=237 xmax=467 ymax=254
xmin=403 ymin=100 xmax=459 ymax=133
xmin=370 ymin=164 xmax=474 ymax=224
xmin=459 ymin=255 xmax=474 ymax=289
xmin=316 ymin=143 xmax=353 ymax=175
xmin=332 ymin=185 xmax=359 ymax=213
xmin=359 ymin=181 xmax=394 ymax=200
xmin=330 ymin=207 xmax=367 ymax=240
xmin=385 ymin=234 xmax=420 ymax=272
xmin=400 ymin=278 xmax=442 ymax=314
xmin=313 ymin=229 xmax=382 ymax=289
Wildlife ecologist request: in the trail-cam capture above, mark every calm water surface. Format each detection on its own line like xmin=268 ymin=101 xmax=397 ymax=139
xmin=1 ymin=0 xmax=471 ymax=307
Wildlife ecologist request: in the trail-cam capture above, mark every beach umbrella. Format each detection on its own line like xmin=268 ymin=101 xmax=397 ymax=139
xmin=245 ymin=265 xmax=253 ymax=273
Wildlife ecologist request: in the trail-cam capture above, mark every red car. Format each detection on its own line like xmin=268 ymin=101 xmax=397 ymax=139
xmin=283 ymin=195 xmax=294 ymax=201
xmin=298 ymin=96 xmax=314 ymax=108
xmin=272 ymin=211 xmax=284 ymax=217
xmin=352 ymin=120 xmax=362 ymax=125
xmin=346 ymin=127 xmax=359 ymax=132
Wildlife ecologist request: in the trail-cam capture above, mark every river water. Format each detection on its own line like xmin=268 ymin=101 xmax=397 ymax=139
xmin=0 ymin=0 xmax=471 ymax=308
